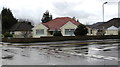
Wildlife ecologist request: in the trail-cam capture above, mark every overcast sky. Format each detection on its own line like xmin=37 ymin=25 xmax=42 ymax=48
xmin=0 ymin=0 xmax=119 ymax=25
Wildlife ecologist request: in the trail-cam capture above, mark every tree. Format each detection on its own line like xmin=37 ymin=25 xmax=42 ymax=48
xmin=1 ymin=8 xmax=17 ymax=34
xmin=41 ymin=10 xmax=52 ymax=23
xmin=4 ymin=32 xmax=13 ymax=37
xmin=77 ymin=19 xmax=79 ymax=22
xmin=72 ymin=17 xmax=79 ymax=22
xmin=22 ymin=31 xmax=31 ymax=38
xmin=53 ymin=29 xmax=63 ymax=36
xmin=18 ymin=19 xmax=34 ymax=26
xmin=74 ymin=24 xmax=88 ymax=36
xmin=18 ymin=19 xmax=33 ymax=38
xmin=72 ymin=17 xmax=76 ymax=21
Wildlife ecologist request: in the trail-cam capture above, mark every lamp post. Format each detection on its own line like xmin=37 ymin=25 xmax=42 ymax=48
xmin=102 ymin=2 xmax=108 ymax=36
xmin=102 ymin=2 xmax=108 ymax=22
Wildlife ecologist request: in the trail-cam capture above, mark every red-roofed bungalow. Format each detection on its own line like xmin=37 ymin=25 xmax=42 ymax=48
xmin=32 ymin=17 xmax=81 ymax=37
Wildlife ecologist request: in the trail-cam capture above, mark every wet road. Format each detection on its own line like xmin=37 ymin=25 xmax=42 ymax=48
xmin=1 ymin=39 xmax=120 ymax=65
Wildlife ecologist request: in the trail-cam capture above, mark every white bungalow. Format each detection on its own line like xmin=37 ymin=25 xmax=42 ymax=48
xmin=105 ymin=26 xmax=119 ymax=35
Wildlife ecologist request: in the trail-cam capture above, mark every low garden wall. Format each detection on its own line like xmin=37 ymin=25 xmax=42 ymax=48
xmin=2 ymin=35 xmax=120 ymax=43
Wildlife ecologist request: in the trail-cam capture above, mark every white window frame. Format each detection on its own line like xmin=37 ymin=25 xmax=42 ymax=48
xmin=65 ymin=29 xmax=75 ymax=36
xmin=36 ymin=29 xmax=44 ymax=35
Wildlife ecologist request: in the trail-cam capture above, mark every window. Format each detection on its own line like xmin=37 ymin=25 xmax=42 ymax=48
xmin=97 ymin=30 xmax=103 ymax=32
xmin=65 ymin=29 xmax=75 ymax=36
xmin=90 ymin=30 xmax=92 ymax=34
xmin=36 ymin=29 xmax=44 ymax=35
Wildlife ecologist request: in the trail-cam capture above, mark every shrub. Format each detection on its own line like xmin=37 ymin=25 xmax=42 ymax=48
xmin=53 ymin=30 xmax=63 ymax=36
xmin=74 ymin=24 xmax=88 ymax=36
xmin=4 ymin=32 xmax=13 ymax=37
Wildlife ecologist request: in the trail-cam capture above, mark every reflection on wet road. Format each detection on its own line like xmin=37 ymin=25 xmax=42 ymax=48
xmin=1 ymin=39 xmax=120 ymax=65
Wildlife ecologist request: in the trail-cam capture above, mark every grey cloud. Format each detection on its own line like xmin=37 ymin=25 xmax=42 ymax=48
xmin=53 ymin=1 xmax=73 ymax=12
xmin=53 ymin=1 xmax=92 ymax=20
xmin=65 ymin=10 xmax=91 ymax=19
xmin=12 ymin=8 xmax=44 ymax=25
xmin=0 ymin=0 xmax=117 ymax=25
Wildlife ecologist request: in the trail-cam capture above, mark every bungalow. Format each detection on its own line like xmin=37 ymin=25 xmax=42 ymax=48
xmin=10 ymin=22 xmax=33 ymax=38
xmin=88 ymin=18 xmax=120 ymax=35
xmin=32 ymin=17 xmax=82 ymax=38
xmin=105 ymin=26 xmax=119 ymax=35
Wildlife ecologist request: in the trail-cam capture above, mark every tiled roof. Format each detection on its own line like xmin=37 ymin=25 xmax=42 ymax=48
xmin=42 ymin=17 xmax=80 ymax=31
xmin=107 ymin=26 xmax=118 ymax=30
xmin=10 ymin=22 xmax=33 ymax=31
xmin=93 ymin=18 xmax=120 ymax=29
xmin=88 ymin=22 xmax=104 ymax=29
